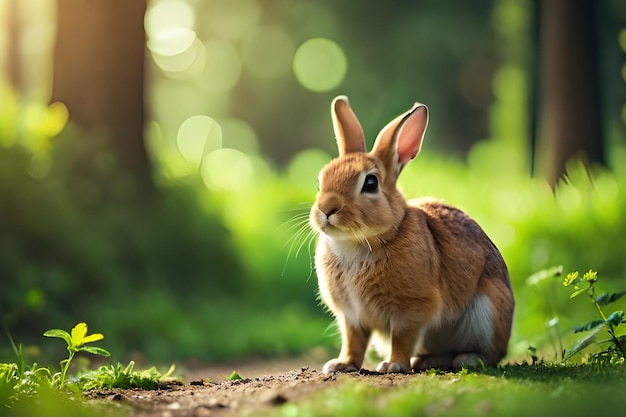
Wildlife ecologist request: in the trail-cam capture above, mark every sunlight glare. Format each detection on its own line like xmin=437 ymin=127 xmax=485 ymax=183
xmin=150 ymin=34 xmax=203 ymax=73
xmin=292 ymin=38 xmax=347 ymax=92
xmin=198 ymin=40 xmax=242 ymax=92
xmin=176 ymin=115 xmax=222 ymax=166
xmin=219 ymin=118 xmax=259 ymax=154
xmin=619 ymin=28 xmax=626 ymax=54
xmin=202 ymin=148 xmax=253 ymax=191
xmin=555 ymin=183 xmax=582 ymax=212
xmin=145 ymin=0 xmax=195 ymax=38
xmin=146 ymin=0 xmax=200 ymax=73
xmin=286 ymin=148 xmax=332 ymax=190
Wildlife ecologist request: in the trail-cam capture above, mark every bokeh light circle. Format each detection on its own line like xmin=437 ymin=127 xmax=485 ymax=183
xmin=202 ymin=148 xmax=254 ymax=191
xmin=198 ymin=40 xmax=242 ymax=92
xmin=147 ymin=26 xmax=196 ymax=57
xmin=292 ymin=38 xmax=347 ymax=92
xmin=150 ymin=34 xmax=203 ymax=73
xmin=176 ymin=115 xmax=222 ymax=166
xmin=287 ymin=148 xmax=332 ymax=189
xmin=145 ymin=0 xmax=195 ymax=38
xmin=219 ymin=118 xmax=259 ymax=154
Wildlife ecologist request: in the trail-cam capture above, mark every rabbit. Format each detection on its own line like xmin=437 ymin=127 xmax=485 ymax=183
xmin=309 ymin=96 xmax=515 ymax=374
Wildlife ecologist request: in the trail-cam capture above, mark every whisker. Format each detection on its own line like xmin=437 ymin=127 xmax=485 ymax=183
xmin=278 ymin=216 xmax=309 ymax=231
xmin=278 ymin=213 xmax=311 ymax=238
xmin=305 ymin=230 xmax=317 ymax=283
xmin=346 ymin=218 xmax=374 ymax=252
xmin=278 ymin=202 xmax=314 ymax=213
xmin=358 ymin=231 xmax=373 ymax=252
xmin=280 ymin=208 xmax=318 ymax=278
xmin=282 ymin=220 xmax=312 ymax=257
xmin=295 ymin=227 xmax=316 ymax=258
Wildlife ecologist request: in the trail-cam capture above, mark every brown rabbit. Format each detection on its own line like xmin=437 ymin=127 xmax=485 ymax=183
xmin=309 ymin=96 xmax=514 ymax=374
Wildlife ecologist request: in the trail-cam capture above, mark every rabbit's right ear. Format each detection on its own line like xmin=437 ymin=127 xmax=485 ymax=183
xmin=331 ymin=96 xmax=366 ymax=155
xmin=372 ymin=103 xmax=428 ymax=180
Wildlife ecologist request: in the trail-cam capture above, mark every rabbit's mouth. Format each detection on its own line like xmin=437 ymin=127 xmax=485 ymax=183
xmin=315 ymin=217 xmax=384 ymax=244
xmin=311 ymin=209 xmax=348 ymax=237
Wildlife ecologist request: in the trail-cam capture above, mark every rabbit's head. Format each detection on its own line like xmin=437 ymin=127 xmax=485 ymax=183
xmin=310 ymin=96 xmax=428 ymax=244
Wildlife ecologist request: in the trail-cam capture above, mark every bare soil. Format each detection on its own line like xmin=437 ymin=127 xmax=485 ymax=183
xmin=88 ymin=358 xmax=417 ymax=417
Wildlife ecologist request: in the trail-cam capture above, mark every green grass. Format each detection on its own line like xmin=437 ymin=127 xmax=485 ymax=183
xmin=277 ymin=363 xmax=626 ymax=417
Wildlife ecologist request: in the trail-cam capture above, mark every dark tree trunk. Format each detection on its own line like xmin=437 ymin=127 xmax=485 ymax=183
xmin=51 ymin=0 xmax=151 ymax=186
xmin=535 ymin=0 xmax=603 ymax=188
xmin=6 ymin=0 xmax=22 ymax=93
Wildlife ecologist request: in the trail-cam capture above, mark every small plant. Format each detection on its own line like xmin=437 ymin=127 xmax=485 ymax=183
xmin=562 ymin=270 xmax=626 ymax=362
xmin=43 ymin=322 xmax=110 ymax=389
xmin=527 ymin=346 xmax=539 ymax=365
xmin=525 ymin=265 xmax=565 ymax=360
xmin=227 ymin=370 xmax=243 ymax=381
xmin=75 ymin=361 xmax=174 ymax=391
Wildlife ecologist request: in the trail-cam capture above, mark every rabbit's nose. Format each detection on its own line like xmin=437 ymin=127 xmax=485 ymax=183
xmin=323 ymin=208 xmax=338 ymax=218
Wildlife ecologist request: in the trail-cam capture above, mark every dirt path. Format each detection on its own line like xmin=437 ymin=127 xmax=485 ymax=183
xmin=89 ymin=359 xmax=415 ymax=416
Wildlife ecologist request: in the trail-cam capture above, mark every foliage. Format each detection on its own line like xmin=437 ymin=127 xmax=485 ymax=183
xmin=0 ymin=88 xmax=250 ymax=362
xmin=4 ymin=13 xmax=626 ymax=362
xmin=43 ymin=322 xmax=110 ymax=389
xmin=5 ymin=92 xmax=626 ymax=364
xmin=75 ymin=361 xmax=173 ymax=391
xmin=1 ymin=323 xmax=171 ymax=414
xmin=227 ymin=370 xmax=243 ymax=381
xmin=562 ymin=270 xmax=626 ymax=362
xmin=272 ymin=363 xmax=626 ymax=417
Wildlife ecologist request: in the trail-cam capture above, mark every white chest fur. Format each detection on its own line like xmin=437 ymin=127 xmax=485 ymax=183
xmin=316 ymin=236 xmax=382 ymax=328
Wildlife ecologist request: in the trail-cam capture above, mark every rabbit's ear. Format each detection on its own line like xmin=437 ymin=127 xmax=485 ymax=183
xmin=331 ymin=96 xmax=366 ymax=155
xmin=371 ymin=103 xmax=428 ymax=178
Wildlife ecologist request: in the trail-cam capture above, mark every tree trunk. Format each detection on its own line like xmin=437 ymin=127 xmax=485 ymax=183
xmin=6 ymin=0 xmax=22 ymax=93
xmin=51 ymin=0 xmax=151 ymax=186
xmin=535 ymin=0 xmax=603 ymax=188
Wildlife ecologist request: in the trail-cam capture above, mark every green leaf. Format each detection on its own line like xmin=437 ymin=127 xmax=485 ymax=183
xmin=227 ymin=370 xmax=243 ymax=381
xmin=606 ymin=310 xmax=625 ymax=327
xmin=596 ymin=291 xmax=626 ymax=306
xmin=574 ymin=319 xmax=605 ymax=333
xmin=569 ymin=286 xmax=588 ymax=298
xmin=43 ymin=329 xmax=71 ymax=346
xmin=79 ymin=346 xmax=111 ymax=357
xmin=526 ymin=265 xmax=563 ymax=285
xmin=564 ymin=326 xmax=603 ymax=361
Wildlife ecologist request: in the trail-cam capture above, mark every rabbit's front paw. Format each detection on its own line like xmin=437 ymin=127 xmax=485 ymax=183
xmin=322 ymin=359 xmax=359 ymax=374
xmin=376 ymin=361 xmax=411 ymax=374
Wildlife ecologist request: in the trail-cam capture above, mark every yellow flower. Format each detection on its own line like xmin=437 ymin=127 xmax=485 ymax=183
xmin=563 ymin=272 xmax=578 ymax=287
xmin=70 ymin=322 xmax=104 ymax=348
xmin=582 ymin=270 xmax=598 ymax=283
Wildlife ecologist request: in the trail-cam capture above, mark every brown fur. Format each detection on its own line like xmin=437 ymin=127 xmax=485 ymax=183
xmin=310 ymin=96 xmax=515 ymax=374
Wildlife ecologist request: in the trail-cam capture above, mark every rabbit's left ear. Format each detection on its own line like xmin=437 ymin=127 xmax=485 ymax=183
xmin=331 ymin=96 xmax=366 ymax=156
xmin=371 ymin=103 xmax=428 ymax=178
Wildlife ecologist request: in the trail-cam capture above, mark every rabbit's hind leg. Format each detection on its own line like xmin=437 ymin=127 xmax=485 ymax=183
xmin=412 ymin=353 xmax=493 ymax=371
xmin=411 ymin=354 xmax=454 ymax=371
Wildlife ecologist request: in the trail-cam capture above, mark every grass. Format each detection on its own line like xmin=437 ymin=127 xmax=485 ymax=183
xmin=1 ymin=322 xmax=173 ymax=416
xmin=7 ymin=361 xmax=626 ymax=417
xmin=3 ymin=322 xmax=626 ymax=417
xmin=277 ymin=363 xmax=626 ymax=417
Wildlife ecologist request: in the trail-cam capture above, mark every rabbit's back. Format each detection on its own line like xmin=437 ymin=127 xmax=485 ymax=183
xmin=410 ymin=197 xmax=514 ymax=362
xmin=411 ymin=197 xmax=512 ymax=296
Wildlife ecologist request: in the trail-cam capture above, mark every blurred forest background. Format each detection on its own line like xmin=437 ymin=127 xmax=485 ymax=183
xmin=1 ymin=0 xmax=626 ymax=366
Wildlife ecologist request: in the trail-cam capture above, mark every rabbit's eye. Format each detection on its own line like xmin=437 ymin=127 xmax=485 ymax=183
xmin=361 ymin=174 xmax=378 ymax=193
